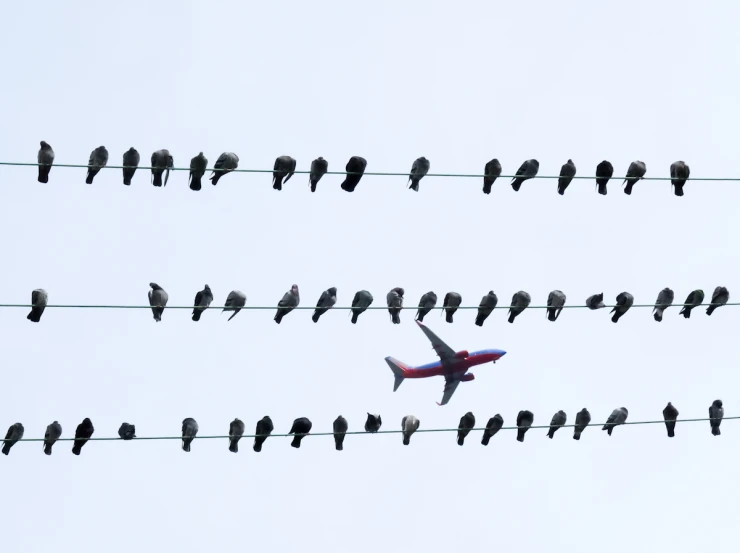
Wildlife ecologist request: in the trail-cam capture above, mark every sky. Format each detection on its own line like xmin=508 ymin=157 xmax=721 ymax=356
xmin=2 ymin=0 xmax=740 ymax=551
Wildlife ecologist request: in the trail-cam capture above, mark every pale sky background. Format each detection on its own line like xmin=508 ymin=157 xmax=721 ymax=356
xmin=2 ymin=1 xmax=740 ymax=551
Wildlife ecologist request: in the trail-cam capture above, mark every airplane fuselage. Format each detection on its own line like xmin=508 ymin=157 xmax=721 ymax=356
xmin=402 ymin=349 xmax=505 ymax=378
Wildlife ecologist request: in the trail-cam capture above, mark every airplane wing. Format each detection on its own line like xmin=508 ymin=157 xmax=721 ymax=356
xmin=415 ymin=321 xmax=456 ymax=362
xmin=437 ymin=376 xmax=461 ymax=406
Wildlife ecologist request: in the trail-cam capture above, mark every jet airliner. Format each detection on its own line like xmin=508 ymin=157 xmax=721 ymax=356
xmin=384 ymin=320 xmax=506 ymax=406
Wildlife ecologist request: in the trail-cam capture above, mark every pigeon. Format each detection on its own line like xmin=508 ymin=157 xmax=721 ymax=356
xmin=707 ymin=286 xmax=729 ymax=316
xmin=228 ymin=418 xmax=245 ymax=453
xmin=350 ymin=290 xmax=374 ymax=324
xmin=408 ymin=156 xmax=430 ymax=191
xmin=443 ymin=292 xmax=462 ymax=323
xmin=27 ymin=288 xmax=48 ymax=323
xmin=192 ymin=284 xmax=214 ymax=322
xmin=210 ymin=152 xmax=239 ymax=185
xmin=181 ymin=418 xmax=198 ymax=452
xmin=222 ymin=290 xmax=247 ymax=321
xmin=602 ymin=407 xmax=628 ymax=436
xmin=188 ymin=152 xmax=208 ymax=191
xmin=72 ymin=418 xmax=94 ymax=455
xmin=415 ymin=291 xmax=438 ymax=322
xmin=670 ymin=161 xmax=690 ymax=197
xmin=546 ymin=290 xmax=566 ymax=321
xmin=481 ymin=414 xmax=504 ymax=445
xmin=709 ymin=400 xmax=724 ymax=436
xmin=118 ymin=423 xmax=136 ymax=440
xmin=387 ymin=287 xmax=405 ymax=324
xmin=365 ymin=413 xmax=382 ymax=433
xmin=253 ymin=416 xmax=274 ymax=452
xmin=2 ymin=423 xmax=24 ymax=455
xmin=483 ymin=159 xmax=502 ymax=194
xmin=547 ymin=410 xmax=567 ymax=438
xmin=510 ymin=159 xmax=539 ymax=191
xmin=475 ymin=291 xmax=498 ymax=326
xmin=289 ymin=417 xmax=312 ymax=448
xmin=272 ymin=155 xmax=297 ymax=190
xmin=585 ymin=293 xmax=605 ymax=310
xmin=43 ymin=421 xmax=62 ymax=455
xmin=340 ymin=156 xmax=367 ymax=192
xmin=309 ymin=157 xmax=328 ymax=192
xmin=623 ymin=161 xmax=647 ymax=195
xmin=122 ymin=147 xmax=140 ymax=186
xmin=516 ymin=410 xmax=534 ymax=442
xmin=662 ymin=402 xmax=678 ymax=438
xmin=312 ymin=287 xmax=337 ymax=323
xmin=274 ymin=284 xmax=300 ymax=324
xmin=86 ymin=146 xmax=108 ymax=184
xmin=573 ymin=408 xmax=591 ymax=440
xmin=37 ymin=141 xmax=55 ymax=183
xmin=333 ymin=415 xmax=348 ymax=451
xmin=595 ymin=160 xmax=614 ymax=195
xmin=457 ymin=412 xmax=475 ymax=446
xmin=653 ymin=287 xmax=674 ymax=322
xmin=150 ymin=149 xmax=174 ymax=187
xmin=611 ymin=292 xmax=634 ymax=323
xmin=148 ymin=283 xmax=169 ymax=322
xmin=557 ymin=159 xmax=576 ymax=195
xmin=401 ymin=415 xmax=420 ymax=445
xmin=508 ymin=291 xmax=531 ymax=323
xmin=679 ymin=289 xmax=704 ymax=319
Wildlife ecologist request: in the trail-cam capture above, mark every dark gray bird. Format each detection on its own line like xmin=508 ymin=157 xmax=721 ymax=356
xmin=2 ymin=423 xmax=24 ymax=455
xmin=443 ymin=292 xmax=462 ymax=323
xmin=312 ymin=287 xmax=337 ymax=323
xmin=595 ymin=160 xmax=613 ymax=195
xmin=508 ymin=291 xmax=531 ymax=323
xmin=415 ymin=291 xmax=438 ymax=322
xmin=483 ymin=159 xmax=502 ymax=194
xmin=122 ymin=147 xmax=140 ymax=186
xmin=228 ymin=418 xmax=245 ymax=453
xmin=670 ymin=161 xmax=690 ymax=197
xmin=27 ymin=288 xmax=48 ymax=323
xmin=679 ymin=289 xmax=704 ymax=319
xmin=86 ymin=146 xmax=108 ymax=184
xmin=602 ymin=407 xmax=628 ymax=436
xmin=43 ymin=421 xmax=62 ymax=455
xmin=72 ymin=418 xmax=94 ymax=455
xmin=653 ymin=287 xmax=674 ymax=322
xmin=707 ymin=286 xmax=729 ymax=316
xmin=309 ymin=157 xmax=328 ymax=192
xmin=274 ymin=284 xmax=300 ymax=324
xmin=387 ymin=287 xmax=404 ymax=324
xmin=253 ymin=416 xmax=274 ymax=452
xmin=351 ymin=290 xmax=374 ymax=324
xmin=481 ymin=414 xmax=503 ymax=445
xmin=181 ymin=418 xmax=198 ymax=452
xmin=148 ymin=283 xmax=169 ymax=322
xmin=210 ymin=152 xmax=239 ymax=185
xmin=38 ymin=141 xmax=55 ymax=183
xmin=709 ymin=400 xmax=724 ymax=436
xmin=192 ymin=284 xmax=214 ymax=322
xmin=573 ymin=408 xmax=591 ymax=440
xmin=557 ymin=159 xmax=576 ymax=195
xmin=289 ymin=417 xmax=312 ymax=448
xmin=188 ymin=152 xmax=208 ymax=191
xmin=118 ymin=423 xmax=136 ymax=440
xmin=340 ymin=156 xmax=367 ymax=192
xmin=457 ymin=412 xmax=475 ymax=446
xmin=516 ymin=410 xmax=534 ymax=442
xmin=510 ymin=159 xmax=539 ymax=191
xmin=547 ymin=410 xmax=567 ymax=438
xmin=365 ymin=413 xmax=382 ymax=433
xmin=662 ymin=402 xmax=678 ymax=438
xmin=222 ymin=290 xmax=246 ymax=321
xmin=401 ymin=415 xmax=420 ymax=445
xmin=586 ymin=293 xmax=605 ymax=310
xmin=333 ymin=415 xmax=348 ymax=451
xmin=408 ymin=156 xmax=430 ymax=191
xmin=611 ymin=292 xmax=634 ymax=323
xmin=546 ymin=290 xmax=566 ymax=321
xmin=272 ymin=155 xmax=297 ymax=190
xmin=475 ymin=291 xmax=498 ymax=327
xmin=623 ymin=160 xmax=647 ymax=195
xmin=150 ymin=149 xmax=173 ymax=187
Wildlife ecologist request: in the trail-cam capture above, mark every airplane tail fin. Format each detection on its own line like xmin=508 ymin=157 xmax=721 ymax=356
xmin=385 ymin=356 xmax=408 ymax=392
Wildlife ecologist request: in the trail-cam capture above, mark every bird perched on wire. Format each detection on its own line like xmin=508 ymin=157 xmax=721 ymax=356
xmin=547 ymin=410 xmax=567 ymax=438
xmin=122 ymin=147 xmax=140 ymax=186
xmin=222 ymin=290 xmax=247 ymax=321
xmin=333 ymin=416 xmax=348 ymax=451
xmin=508 ymin=291 xmax=531 ymax=323
xmin=192 ymin=284 xmax=214 ymax=322
xmin=709 ymin=400 xmax=723 ymax=436
xmin=86 ymin=146 xmax=108 ymax=184
xmin=150 ymin=149 xmax=173 ymax=187
xmin=272 ymin=155 xmax=297 ymax=190
xmin=669 ymin=161 xmax=690 ymax=197
xmin=510 ymin=159 xmax=539 ymax=191
xmin=37 ymin=141 xmax=55 ymax=183
xmin=188 ymin=152 xmax=208 ymax=191
xmin=707 ymin=286 xmax=729 ymax=316
xmin=401 ymin=415 xmax=420 ymax=445
xmin=118 ymin=423 xmax=136 ymax=440
xmin=365 ymin=413 xmax=382 ymax=433
xmin=408 ymin=156 xmax=430 ymax=191
xmin=557 ymin=159 xmax=576 ymax=195
xmin=72 ymin=418 xmax=95 ymax=455
xmin=27 ymin=288 xmax=48 ymax=323
xmin=340 ymin=156 xmax=367 ymax=192
xmin=585 ymin=293 xmax=605 ymax=310
xmin=457 ymin=412 xmax=475 ymax=446
xmin=309 ymin=157 xmax=328 ymax=192
xmin=312 ymin=287 xmax=337 ymax=322
xmin=148 ymin=282 xmax=169 ymax=322
xmin=289 ymin=417 xmax=312 ymax=448
xmin=595 ymin=160 xmax=614 ymax=195
xmin=181 ymin=418 xmax=198 ymax=452
xmin=602 ymin=407 xmax=628 ymax=436
xmin=2 ymin=423 xmax=24 ymax=455
xmin=483 ymin=159 xmax=502 ymax=194
xmin=623 ymin=160 xmax=646 ymax=195
xmin=516 ymin=410 xmax=534 ymax=442
xmin=228 ymin=418 xmax=245 ymax=453
xmin=443 ymin=292 xmax=462 ymax=323
xmin=415 ymin=291 xmax=437 ymax=322
xmin=611 ymin=292 xmax=634 ymax=323
xmin=475 ymin=291 xmax=498 ymax=327
xmin=653 ymin=287 xmax=674 ymax=322
xmin=253 ymin=416 xmax=274 ymax=452
xmin=350 ymin=290 xmax=374 ymax=324
xmin=274 ymin=284 xmax=300 ymax=324
xmin=573 ymin=408 xmax=591 ymax=440
xmin=481 ymin=414 xmax=503 ymax=445
xmin=662 ymin=402 xmax=678 ymax=438
xmin=546 ymin=290 xmax=566 ymax=321
xmin=210 ymin=152 xmax=239 ymax=185
xmin=679 ymin=289 xmax=704 ymax=319
xmin=386 ymin=287 xmax=404 ymax=324
xmin=43 ymin=421 xmax=62 ymax=455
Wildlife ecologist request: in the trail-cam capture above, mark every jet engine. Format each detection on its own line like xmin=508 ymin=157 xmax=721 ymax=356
xmin=460 ymin=373 xmax=475 ymax=382
xmin=454 ymin=350 xmax=469 ymax=359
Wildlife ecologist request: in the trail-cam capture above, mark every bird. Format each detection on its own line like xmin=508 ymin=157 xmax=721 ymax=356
xmin=474 ymin=291 xmax=499 ymax=327
xmin=547 ymin=410 xmax=567 ymax=438
xmin=222 ymin=290 xmax=247 ymax=321
xmin=188 ymin=152 xmax=208 ymax=191
xmin=192 ymin=284 xmax=214 ymax=322
xmin=602 ymin=407 xmax=628 ymax=436
xmin=43 ymin=421 xmax=62 ymax=455
xmin=118 ymin=423 xmax=136 ymax=440
xmin=210 ymin=152 xmax=239 ymax=185
xmin=148 ymin=283 xmax=169 ymax=322
xmin=546 ymin=290 xmax=566 ymax=321
xmin=510 ymin=159 xmax=539 ymax=191
xmin=611 ymin=292 xmax=634 ymax=323
xmin=312 ymin=287 xmax=337 ymax=323
xmin=274 ymin=284 xmax=300 ymax=324
xmin=27 ymin=288 xmax=48 ymax=323
xmin=37 ymin=141 xmax=55 ymax=183
xmin=557 ymin=159 xmax=576 ymax=195
xmin=679 ymin=289 xmax=704 ymax=319
xmin=508 ymin=291 xmax=531 ymax=323
xmin=333 ymin=416 xmax=348 ymax=451
xmin=443 ymin=292 xmax=462 ymax=323
xmin=350 ymin=290 xmax=374 ymax=324
xmin=122 ymin=147 xmax=140 ymax=186
xmin=2 ymin=423 xmax=24 ymax=455
xmin=670 ymin=161 xmax=690 ymax=197
xmin=272 ymin=155 xmax=297 ymax=190
xmin=309 ymin=157 xmax=328 ymax=192
xmin=181 ymin=418 xmax=198 ymax=452
xmin=516 ymin=410 xmax=534 ymax=442
xmin=387 ymin=287 xmax=404 ymax=324
xmin=72 ymin=418 xmax=95 ymax=455
xmin=481 ymin=414 xmax=504 ymax=445
xmin=253 ymin=416 xmax=274 ymax=452
xmin=408 ymin=156 xmax=430 ymax=191
xmin=573 ymin=408 xmax=591 ymax=440
xmin=483 ymin=159 xmax=502 ymax=194
xmin=707 ymin=286 xmax=729 ymax=316
xmin=150 ymin=149 xmax=174 ymax=187
xmin=86 ymin=146 xmax=109 ymax=184
xmin=289 ymin=417 xmax=312 ymax=448
xmin=595 ymin=160 xmax=614 ymax=195
xmin=365 ymin=413 xmax=382 ymax=433
xmin=662 ymin=402 xmax=678 ymax=438
xmin=228 ymin=418 xmax=245 ymax=453
xmin=401 ymin=415 xmax=420 ymax=445
xmin=340 ymin=156 xmax=367 ymax=192
xmin=415 ymin=291 xmax=438 ymax=322
xmin=709 ymin=400 xmax=724 ymax=436
xmin=457 ymin=412 xmax=475 ymax=446
xmin=585 ymin=293 xmax=605 ymax=310
xmin=623 ymin=160 xmax=646 ymax=195
xmin=653 ymin=287 xmax=674 ymax=322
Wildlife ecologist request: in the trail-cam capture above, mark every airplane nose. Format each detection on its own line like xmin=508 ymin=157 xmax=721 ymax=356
xmin=497 ymin=350 xmax=507 ymax=357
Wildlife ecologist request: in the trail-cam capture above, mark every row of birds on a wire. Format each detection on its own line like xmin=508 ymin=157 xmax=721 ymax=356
xmin=0 ymin=400 xmax=728 ymax=457
xmin=26 ymin=141 xmax=693 ymax=195
xmin=22 ymin=284 xmax=730 ymax=324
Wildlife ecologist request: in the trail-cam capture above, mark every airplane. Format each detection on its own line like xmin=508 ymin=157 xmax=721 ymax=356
xmin=384 ymin=320 xmax=507 ymax=406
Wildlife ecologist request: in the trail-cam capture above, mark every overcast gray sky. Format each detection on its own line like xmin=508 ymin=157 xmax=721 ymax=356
xmin=2 ymin=1 xmax=740 ymax=551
